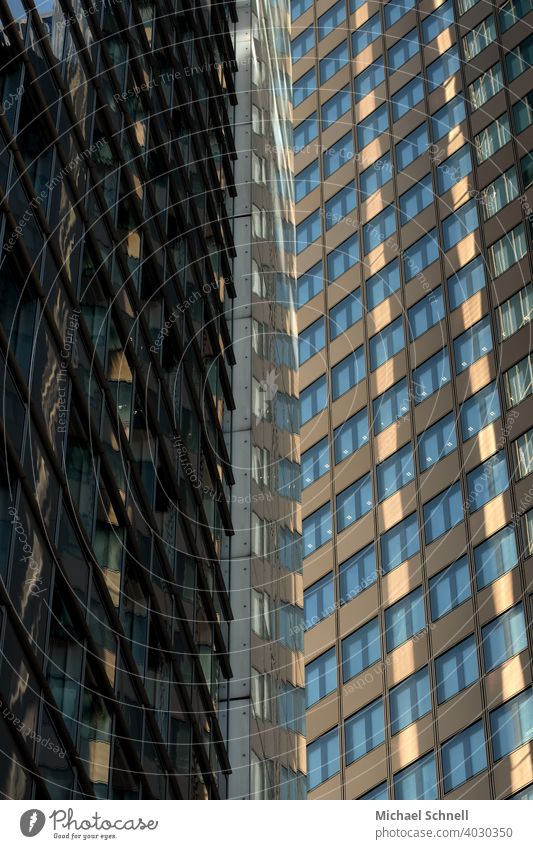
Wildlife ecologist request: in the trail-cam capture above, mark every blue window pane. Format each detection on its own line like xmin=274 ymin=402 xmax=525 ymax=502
xmin=427 ymin=46 xmax=460 ymax=92
xmin=399 ymin=173 xmax=434 ymax=224
xmin=302 ymin=437 xmax=330 ymax=489
xmin=360 ymin=153 xmax=393 ymax=199
xmin=500 ymin=0 xmax=533 ymax=32
xmin=390 ymin=667 xmax=431 ymax=733
xmin=392 ymin=76 xmax=424 ymax=122
xmin=327 ymin=233 xmax=360 ymax=281
xmin=323 ymin=131 xmax=354 ymax=177
xmin=342 ymin=617 xmax=381 ymax=682
xmin=422 ymin=0 xmax=455 ymax=44
xmin=483 ymin=603 xmax=527 ymax=672
xmin=429 ymin=556 xmax=471 ymax=621
xmin=385 ymin=587 xmax=425 ymax=652
xmin=299 ymin=318 xmax=326 ymax=364
xmin=454 ymin=316 xmax=493 ymax=373
xmin=413 ymin=348 xmax=451 ymax=404
xmin=333 ymin=407 xmax=369 ymax=463
xmin=318 ymin=0 xmax=346 ymax=40
xmin=307 ymin=728 xmax=340 ymax=789
xmin=447 ymin=255 xmax=486 ymax=310
xmin=300 ymin=375 xmax=328 ymax=424
xmin=354 ymin=58 xmax=385 ymax=102
xmin=442 ymin=199 xmax=479 ymax=251
xmin=339 ymin=543 xmax=376 ymax=605
xmin=436 ymin=635 xmax=479 ymax=702
xmin=366 ymin=258 xmax=401 ymax=310
xmin=293 ymin=68 xmax=316 ymax=107
xmin=370 ymin=316 xmax=404 ymax=371
xmin=474 ymin=525 xmax=518 ymax=590
xmin=321 ymin=86 xmax=351 ymax=130
xmin=466 ymin=451 xmax=508 ymax=512
xmin=403 ymin=229 xmax=439 ymax=282
xmin=381 ymin=512 xmax=420 ymax=573
xmin=294 ymin=113 xmax=318 ymax=154
xmin=329 ymin=291 xmax=363 ymax=339
xmin=320 ymin=41 xmax=349 ymax=84
xmin=423 ymin=483 xmax=462 ymax=543
xmin=352 ymin=13 xmax=382 ymax=54
xmin=306 ymin=647 xmax=337 ymax=707
xmin=295 ymin=160 xmax=320 ymax=202
xmin=490 ymin=689 xmax=533 ymax=761
xmin=377 ymin=443 xmax=414 ymax=501
xmin=336 ymin=474 xmax=373 ymax=531
xmin=384 ymin=0 xmax=416 ymax=29
xmin=394 ymin=753 xmax=438 ymax=800
xmin=388 ymin=28 xmax=418 ymax=71
xmin=437 ymin=144 xmax=472 ymax=195
xmin=304 ymin=572 xmax=335 ymax=629
xmin=332 ymin=346 xmax=365 ymax=399
xmin=345 ymin=698 xmax=385 ymax=763
xmin=296 ymin=210 xmax=321 ymax=254
xmin=431 ymin=94 xmax=466 ymax=141
xmin=361 ymin=782 xmax=388 ymax=800
xmin=418 ymin=411 xmax=457 ymax=472
xmin=364 ymin=206 xmax=396 ymax=254
xmin=297 ymin=261 xmax=323 ymax=308
xmin=460 ymin=381 xmax=500 ymax=440
xmin=442 ymin=722 xmax=487 ymax=792
xmin=303 ymin=503 xmax=332 ymax=556
xmin=408 ymin=286 xmax=445 ymax=340
xmin=373 ymin=377 xmax=409 ymax=434
xmin=325 ymin=182 xmax=356 ymax=230
xmin=291 ymin=0 xmax=313 ymax=21
xmin=357 ymin=104 xmax=389 ymax=148
xmin=396 ymin=123 xmax=429 ymax=170
xmin=292 ymin=26 xmax=314 ymax=62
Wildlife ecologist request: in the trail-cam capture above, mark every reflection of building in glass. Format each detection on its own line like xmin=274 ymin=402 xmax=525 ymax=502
xmin=293 ymin=0 xmax=533 ymax=801
xmin=0 ymin=0 xmax=302 ymax=799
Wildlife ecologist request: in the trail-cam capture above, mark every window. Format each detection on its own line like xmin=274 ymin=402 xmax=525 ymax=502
xmin=506 ymin=34 xmax=533 ymax=82
xmin=515 ymin=427 xmax=533 ymax=479
xmin=295 ymin=210 xmax=321 ymax=254
xmin=307 ymin=728 xmax=340 ymax=789
xmin=357 ymin=104 xmax=389 ymax=148
xmin=321 ymin=87 xmax=351 ymax=131
xmin=300 ymin=375 xmax=327 ymax=425
xmin=361 ymin=782 xmax=388 ymax=800
xmin=280 ymin=767 xmax=306 ymax=800
xmin=392 ymin=76 xmax=424 ymax=122
xmin=377 ymin=443 xmax=414 ymax=501
xmin=345 ymin=698 xmax=385 ymax=763
xmin=423 ymin=483 xmax=462 ymax=544
xmin=408 ymin=287 xmax=445 ymax=340
xmin=325 ymin=182 xmax=356 ymax=229
xmin=482 ymin=603 xmax=527 ymax=671
xmin=339 ymin=543 xmax=376 ymax=605
xmin=299 ymin=319 xmax=325 ymax=364
xmin=396 ymin=123 xmax=429 ymax=169
xmin=303 ymin=503 xmax=332 ymax=555
xmin=251 ymin=753 xmax=274 ymax=799
xmin=500 ymin=0 xmax=533 ymax=31
xmin=360 ymin=153 xmax=393 ymax=199
xmin=384 ymin=0 xmax=415 ymax=29
xmin=510 ymin=784 xmax=533 ymax=800
xmin=320 ymin=41 xmax=349 ymax=84
xmin=352 ymin=13 xmax=381 ymax=54
xmin=468 ymin=63 xmax=504 ymax=111
xmin=366 ymin=258 xmax=400 ymax=311
xmin=513 ymin=92 xmax=533 ymax=133
xmin=447 ymin=255 xmax=486 ymax=310
xmin=453 ymin=316 xmax=493 ymax=373
xmin=463 ymin=15 xmax=496 ymax=61
xmin=505 ymin=352 xmax=533 ymax=407
xmin=522 ymin=152 xmax=533 ymax=187
xmin=342 ymin=617 xmax=381 ymax=682
xmin=431 ymin=95 xmax=466 ymax=142
xmin=291 ymin=0 xmax=312 ymax=20
xmin=302 ymin=437 xmax=330 ymax=488
xmin=295 ymin=160 xmax=320 ymax=202
xmin=390 ymin=667 xmax=431 ymax=734
xmin=354 ymin=59 xmax=385 ymax=102
xmin=330 ymin=291 xmax=363 ymax=339
xmin=460 ymin=381 xmax=500 ymax=440
xmin=403 ymin=229 xmax=439 ymax=282
xmin=442 ymin=199 xmax=479 ymax=251
xmin=457 ymin=0 xmax=480 ymax=13
xmin=488 ymin=224 xmax=527 ymax=278
xmin=422 ymin=0 xmax=454 ymax=44
xmin=294 ymin=113 xmax=318 ymax=153
xmin=418 ymin=411 xmax=457 ymax=472
xmin=427 ymin=47 xmax=460 ymax=92
xmin=293 ymin=68 xmax=316 ymax=106
xmin=473 ymin=501 xmax=518 ymax=566
xmin=437 ymin=145 xmax=472 ymax=195
xmin=304 ymin=572 xmax=334 ymax=629
xmin=381 ymin=513 xmax=420 ymax=574
xmin=327 ymin=233 xmax=360 ymax=281
xmin=475 ymin=114 xmax=511 ymax=164
xmin=364 ymin=207 xmax=396 ymax=254
xmin=413 ymin=348 xmax=451 ymax=404
xmin=333 ymin=407 xmax=369 ymax=463
xmin=252 ymin=669 xmax=272 ymax=720
xmin=394 ymin=753 xmax=438 ymax=800
xmin=385 ymin=587 xmax=425 ymax=652
xmin=323 ymin=131 xmax=354 ymax=178
xmin=306 ymin=648 xmax=337 ymax=707
xmin=436 ymin=635 xmax=479 ymax=705
xmin=297 ymin=261 xmax=323 ymax=308
xmin=388 ymin=28 xmax=418 ymax=72
xmin=318 ymin=0 xmax=346 ymax=40
xmin=429 ymin=556 xmax=471 ymax=621
xmin=332 ymin=346 xmax=365 ymax=399
xmin=292 ymin=26 xmax=314 ymax=62
xmin=480 ymin=167 xmax=519 ymax=221
xmin=490 ymin=689 xmax=533 ymax=760
xmin=373 ymin=377 xmax=409 ymax=434
xmin=442 ymin=722 xmax=487 ymax=792
xmin=370 ymin=317 xmax=404 ymax=371
xmin=336 ymin=473 xmax=373 ymax=531
xmin=399 ymin=174 xmax=433 ymax=224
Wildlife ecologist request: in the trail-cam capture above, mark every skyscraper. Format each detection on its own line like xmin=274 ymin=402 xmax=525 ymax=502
xmin=0 ymin=0 xmax=302 ymax=800
xmin=293 ymin=0 xmax=533 ymax=800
